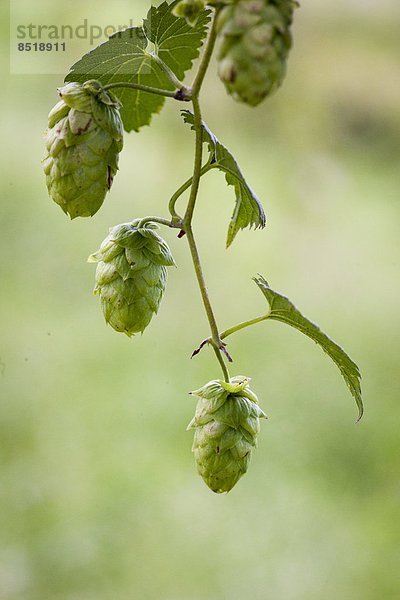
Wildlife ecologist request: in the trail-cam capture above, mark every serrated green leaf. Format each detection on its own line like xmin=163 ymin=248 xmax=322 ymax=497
xmin=65 ymin=27 xmax=171 ymax=132
xmin=182 ymin=110 xmax=266 ymax=247
xmin=144 ymin=1 xmax=211 ymax=81
xmin=66 ymin=2 xmax=210 ymax=132
xmin=254 ymin=275 xmax=363 ymax=420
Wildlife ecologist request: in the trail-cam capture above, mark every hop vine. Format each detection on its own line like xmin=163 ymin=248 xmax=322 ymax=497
xmin=42 ymin=0 xmax=363 ymax=494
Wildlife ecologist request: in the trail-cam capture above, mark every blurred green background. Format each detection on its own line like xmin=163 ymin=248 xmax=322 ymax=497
xmin=1 ymin=1 xmax=400 ymax=598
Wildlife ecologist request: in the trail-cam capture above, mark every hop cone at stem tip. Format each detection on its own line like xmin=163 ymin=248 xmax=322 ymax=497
xmin=188 ymin=376 xmax=266 ymax=493
xmin=216 ymin=0 xmax=297 ymax=106
xmin=43 ymin=80 xmax=123 ymax=219
xmin=88 ymin=220 xmax=175 ymax=337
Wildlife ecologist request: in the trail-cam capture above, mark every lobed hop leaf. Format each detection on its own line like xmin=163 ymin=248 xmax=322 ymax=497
xmin=66 ymin=1 xmax=211 ymax=132
xmin=182 ymin=110 xmax=266 ymax=247
xmin=254 ymin=275 xmax=363 ymax=420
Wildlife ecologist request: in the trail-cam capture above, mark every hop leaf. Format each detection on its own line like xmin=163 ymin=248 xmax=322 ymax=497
xmin=43 ymin=80 xmax=123 ymax=219
xmin=254 ymin=275 xmax=363 ymax=420
xmin=88 ymin=220 xmax=176 ymax=336
xmin=188 ymin=376 xmax=266 ymax=493
xmin=66 ymin=2 xmax=211 ymax=132
xmin=216 ymin=0 xmax=297 ymax=106
xmin=182 ymin=110 xmax=266 ymax=246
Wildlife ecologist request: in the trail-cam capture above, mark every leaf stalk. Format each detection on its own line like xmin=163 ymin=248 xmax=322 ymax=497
xmin=137 ymin=216 xmax=181 ymax=229
xmin=220 ymin=315 xmax=270 ymax=340
xmin=103 ymin=81 xmax=190 ymax=100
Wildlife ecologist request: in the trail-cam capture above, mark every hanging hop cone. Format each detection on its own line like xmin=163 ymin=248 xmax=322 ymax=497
xmin=216 ymin=0 xmax=297 ymax=106
xmin=88 ymin=220 xmax=175 ymax=336
xmin=43 ymin=80 xmax=124 ymax=219
xmin=187 ymin=376 xmax=266 ymax=493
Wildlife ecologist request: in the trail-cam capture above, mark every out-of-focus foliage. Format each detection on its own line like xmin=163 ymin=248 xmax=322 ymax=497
xmin=1 ymin=1 xmax=399 ymax=599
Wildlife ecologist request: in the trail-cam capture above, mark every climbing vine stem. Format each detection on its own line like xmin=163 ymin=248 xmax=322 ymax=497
xmin=181 ymin=7 xmax=230 ymax=382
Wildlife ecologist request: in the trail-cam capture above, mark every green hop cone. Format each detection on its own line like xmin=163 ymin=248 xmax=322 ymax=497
xmin=43 ymin=80 xmax=124 ymax=219
xmin=216 ymin=0 xmax=297 ymax=106
xmin=88 ymin=220 xmax=175 ymax=336
xmin=188 ymin=376 xmax=266 ymax=493
xmin=172 ymin=0 xmax=207 ymax=26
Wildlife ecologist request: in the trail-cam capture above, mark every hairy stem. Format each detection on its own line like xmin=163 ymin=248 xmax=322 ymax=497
xmin=182 ymin=9 xmax=229 ymax=382
xmin=191 ymin=6 xmax=221 ymax=97
xmin=183 ymin=97 xmax=204 ymax=225
xmin=185 ymin=225 xmax=222 ymax=346
xmin=212 ymin=345 xmax=230 ymax=382
xmin=103 ymin=81 xmax=190 ymax=101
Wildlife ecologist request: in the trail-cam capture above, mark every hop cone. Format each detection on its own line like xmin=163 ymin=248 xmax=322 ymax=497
xmin=216 ymin=0 xmax=296 ymax=106
xmin=172 ymin=0 xmax=207 ymax=26
xmin=43 ymin=80 xmax=124 ymax=219
xmin=88 ymin=220 xmax=175 ymax=336
xmin=188 ymin=376 xmax=266 ymax=493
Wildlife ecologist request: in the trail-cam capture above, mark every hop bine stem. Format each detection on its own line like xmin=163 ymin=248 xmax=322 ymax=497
xmin=181 ymin=7 xmax=230 ymax=382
